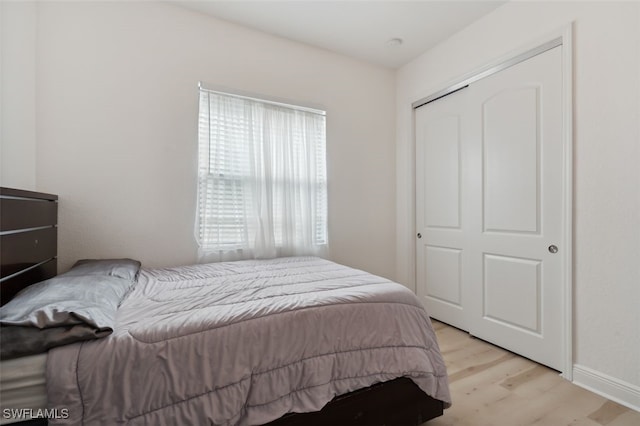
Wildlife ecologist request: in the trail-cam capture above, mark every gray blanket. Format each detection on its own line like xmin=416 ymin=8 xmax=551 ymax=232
xmin=47 ymin=257 xmax=450 ymax=425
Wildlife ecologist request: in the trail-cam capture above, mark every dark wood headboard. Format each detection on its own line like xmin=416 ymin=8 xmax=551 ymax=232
xmin=0 ymin=187 xmax=58 ymax=305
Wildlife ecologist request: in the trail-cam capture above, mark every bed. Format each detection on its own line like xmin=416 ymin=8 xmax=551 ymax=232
xmin=0 ymin=187 xmax=450 ymax=425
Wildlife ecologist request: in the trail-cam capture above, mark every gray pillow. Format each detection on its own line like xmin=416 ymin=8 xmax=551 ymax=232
xmin=0 ymin=259 xmax=141 ymax=360
xmin=65 ymin=258 xmax=141 ymax=281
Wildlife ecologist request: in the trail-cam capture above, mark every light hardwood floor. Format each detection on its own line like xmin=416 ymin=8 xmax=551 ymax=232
xmin=425 ymin=320 xmax=640 ymax=426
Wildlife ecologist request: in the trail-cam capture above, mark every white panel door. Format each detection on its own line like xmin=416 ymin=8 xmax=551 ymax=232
xmin=415 ymin=46 xmax=565 ymax=370
xmin=415 ymin=89 xmax=470 ymax=331
xmin=467 ymin=46 xmax=563 ymax=370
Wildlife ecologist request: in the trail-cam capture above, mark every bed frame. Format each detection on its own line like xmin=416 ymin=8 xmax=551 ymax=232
xmin=0 ymin=186 xmax=444 ymax=425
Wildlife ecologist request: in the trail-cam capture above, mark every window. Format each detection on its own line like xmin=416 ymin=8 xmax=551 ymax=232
xmin=196 ymin=87 xmax=328 ymax=261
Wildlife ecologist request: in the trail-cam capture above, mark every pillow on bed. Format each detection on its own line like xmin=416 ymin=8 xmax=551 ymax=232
xmin=0 ymin=259 xmax=141 ymax=360
xmin=64 ymin=258 xmax=141 ymax=281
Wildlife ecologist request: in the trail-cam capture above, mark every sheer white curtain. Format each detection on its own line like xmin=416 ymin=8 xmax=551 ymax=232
xmin=196 ymin=89 xmax=328 ymax=262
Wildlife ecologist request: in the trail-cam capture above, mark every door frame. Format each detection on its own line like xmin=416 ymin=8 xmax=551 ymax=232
xmin=412 ymin=25 xmax=573 ymax=380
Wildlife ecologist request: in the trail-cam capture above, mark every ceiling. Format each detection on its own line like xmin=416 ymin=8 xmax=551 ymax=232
xmin=174 ymin=1 xmax=506 ymax=69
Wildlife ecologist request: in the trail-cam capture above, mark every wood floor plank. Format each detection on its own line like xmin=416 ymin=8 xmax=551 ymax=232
xmin=533 ymin=388 xmax=619 ymax=426
xmin=448 ymin=353 xmax=516 ymax=382
xmin=606 ymin=410 xmax=640 ymax=426
xmin=499 ymin=364 xmax=548 ymax=391
xmin=424 ymin=320 xmax=640 ymax=425
xmin=588 ymin=401 xmax=632 ymax=425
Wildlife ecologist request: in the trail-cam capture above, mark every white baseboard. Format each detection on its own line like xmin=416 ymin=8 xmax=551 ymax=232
xmin=573 ymin=364 xmax=640 ymax=412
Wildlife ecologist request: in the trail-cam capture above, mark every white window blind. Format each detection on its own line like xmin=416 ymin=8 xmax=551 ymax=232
xmin=196 ymin=88 xmax=328 ymax=261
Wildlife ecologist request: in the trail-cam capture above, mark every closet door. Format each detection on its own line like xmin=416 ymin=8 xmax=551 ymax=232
xmin=415 ymin=88 xmax=471 ymax=331
xmin=415 ymin=45 xmax=565 ymax=370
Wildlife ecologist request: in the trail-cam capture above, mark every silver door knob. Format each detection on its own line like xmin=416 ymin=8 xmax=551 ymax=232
xmin=548 ymin=245 xmax=558 ymax=253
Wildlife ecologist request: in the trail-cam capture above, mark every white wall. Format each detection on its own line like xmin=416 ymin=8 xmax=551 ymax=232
xmin=396 ymin=0 xmax=640 ymax=404
xmin=0 ymin=1 xmax=37 ymax=190
xmin=28 ymin=1 xmax=396 ymax=278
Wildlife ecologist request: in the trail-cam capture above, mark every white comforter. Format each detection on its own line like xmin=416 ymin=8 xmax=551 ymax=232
xmin=47 ymin=257 xmax=450 ymax=425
